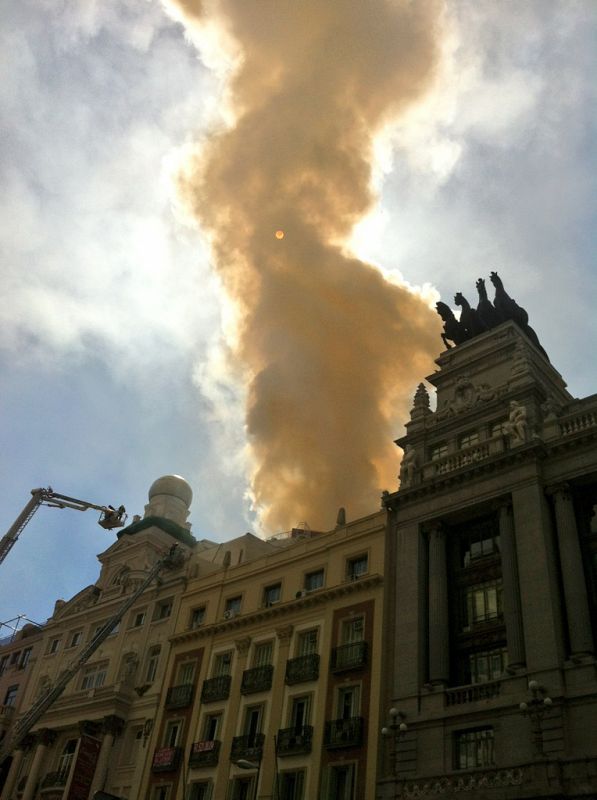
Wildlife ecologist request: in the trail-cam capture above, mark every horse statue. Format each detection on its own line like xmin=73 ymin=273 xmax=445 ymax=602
xmin=476 ymin=277 xmax=503 ymax=329
xmin=436 ymin=301 xmax=470 ymax=349
xmin=454 ymin=292 xmax=487 ymax=337
xmin=490 ymin=271 xmax=529 ymax=327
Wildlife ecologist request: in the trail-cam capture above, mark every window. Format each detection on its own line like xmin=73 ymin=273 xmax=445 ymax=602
xmin=154 ymin=599 xmax=173 ymax=621
xmin=460 ymin=431 xmax=479 ymax=448
xmin=467 ymin=647 xmax=508 ymax=684
xmin=337 ymin=686 xmax=360 ymax=719
xmin=263 ymin=583 xmax=281 ymax=607
xmin=190 ymin=607 xmax=206 ymax=629
xmin=69 ymin=632 xmax=82 ymax=649
xmin=243 ymin=704 xmax=263 ymax=738
xmin=189 ymin=782 xmax=212 ymax=800
xmin=153 ymin=786 xmax=171 ymax=800
xmin=326 ymin=764 xmax=356 ymax=800
xmin=454 ymin=727 xmax=495 ymax=769
xmin=10 ymin=651 xmax=21 ymax=666
xmin=4 ymin=685 xmax=18 ymax=707
xmin=304 ymin=569 xmax=324 ymax=592
xmin=146 ymin=646 xmax=161 ymax=683
xmin=178 ymin=661 xmax=196 ymax=685
xmin=164 ymin=720 xmax=182 ymax=748
xmin=213 ymin=652 xmax=232 ymax=677
xmin=81 ymin=663 xmax=107 ymax=690
xmin=430 ymin=443 xmax=448 ymax=461
xmin=57 ymin=739 xmax=78 ymax=780
xmin=253 ymin=642 xmax=273 ymax=667
xmin=341 ymin=617 xmax=364 ymax=644
xmin=290 ymin=695 xmax=311 ymax=728
xmin=230 ymin=777 xmax=253 ymax=800
xmin=297 ymin=629 xmax=318 ymax=656
xmin=47 ymin=638 xmax=61 ymax=655
xmin=346 ymin=555 xmax=368 ymax=581
xmin=279 ymin=770 xmax=305 ymax=800
xmin=460 ymin=517 xmax=500 ymax=567
xmin=202 ymin=713 xmax=222 ymax=741
xmin=225 ymin=596 xmax=242 ymax=616
xmin=461 ymin=581 xmax=503 ymax=631
xmin=0 ymin=655 xmax=8 ymax=676
xmin=132 ymin=610 xmax=146 ymax=628
xmin=18 ymin=648 xmax=32 ymax=669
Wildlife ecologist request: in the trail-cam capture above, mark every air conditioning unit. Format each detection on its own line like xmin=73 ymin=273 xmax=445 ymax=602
xmin=295 ymin=590 xmax=307 ymax=599
xmin=223 ymin=609 xmax=237 ymax=620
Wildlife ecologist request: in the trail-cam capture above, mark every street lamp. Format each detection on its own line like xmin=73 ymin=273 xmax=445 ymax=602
xmin=236 ymin=759 xmax=261 ymax=800
xmin=519 ymin=680 xmax=553 ymax=757
xmin=381 ymin=708 xmax=408 ymax=795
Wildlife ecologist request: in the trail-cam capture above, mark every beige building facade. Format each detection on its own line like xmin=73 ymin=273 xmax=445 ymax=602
xmin=379 ymin=320 xmax=597 ymax=799
xmin=141 ymin=511 xmax=385 ymax=800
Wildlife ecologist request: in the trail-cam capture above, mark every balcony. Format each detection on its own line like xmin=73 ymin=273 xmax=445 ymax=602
xmin=189 ymin=739 xmax=221 ymax=768
xmin=152 ymin=746 xmax=182 ymax=773
xmin=324 ymin=717 xmax=363 ymax=749
xmin=330 ymin=641 xmax=367 ymax=672
xmin=241 ymin=665 xmax=273 ymax=695
xmin=165 ymin=683 xmax=194 ymax=709
xmin=201 ymin=675 xmax=231 ymax=703
xmin=446 ymin=680 xmax=501 ymax=706
xmin=276 ymin=725 xmax=313 ymax=756
xmin=285 ymin=654 xmax=319 ymax=685
xmin=41 ymin=772 xmax=69 ymax=790
xmin=230 ymin=733 xmax=265 ymax=762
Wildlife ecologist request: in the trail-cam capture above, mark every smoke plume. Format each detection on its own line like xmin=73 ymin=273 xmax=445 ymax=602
xmin=166 ymin=0 xmax=444 ymax=532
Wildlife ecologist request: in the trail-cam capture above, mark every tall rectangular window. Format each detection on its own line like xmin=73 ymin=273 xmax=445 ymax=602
xmin=4 ymin=685 xmax=18 ymax=707
xmin=243 ymin=705 xmax=263 ymax=737
xmin=279 ymin=770 xmax=305 ymax=800
xmin=253 ymin=642 xmax=273 ymax=667
xmin=341 ymin=617 xmax=364 ymax=644
xmin=146 ymin=646 xmax=161 ymax=683
xmin=202 ymin=713 xmax=222 ymax=741
xmin=164 ymin=720 xmax=182 ymax=748
xmin=289 ymin=696 xmax=311 ymax=729
xmin=213 ymin=652 xmax=232 ymax=677
xmin=178 ymin=661 xmax=196 ymax=685
xmin=304 ymin=569 xmax=324 ymax=592
xmin=326 ymin=764 xmax=356 ymax=800
xmin=297 ymin=629 xmax=318 ymax=656
xmin=154 ymin=599 xmax=173 ymax=621
xmin=189 ymin=782 xmax=212 ymax=800
xmin=346 ymin=555 xmax=368 ymax=581
xmin=337 ymin=686 xmax=359 ymax=719
xmin=190 ymin=607 xmax=206 ymax=629
xmin=263 ymin=583 xmax=281 ymax=606
xmin=81 ymin=663 xmax=107 ymax=690
xmin=225 ymin=596 xmax=242 ymax=616
xmin=19 ymin=648 xmax=32 ymax=669
xmin=454 ymin=727 xmax=495 ymax=769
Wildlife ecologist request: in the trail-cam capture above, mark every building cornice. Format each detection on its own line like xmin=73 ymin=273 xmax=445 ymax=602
xmin=169 ymin=573 xmax=383 ymax=645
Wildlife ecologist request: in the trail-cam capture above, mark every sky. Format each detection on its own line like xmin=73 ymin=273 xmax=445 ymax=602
xmin=1 ymin=0 xmax=595 ymax=628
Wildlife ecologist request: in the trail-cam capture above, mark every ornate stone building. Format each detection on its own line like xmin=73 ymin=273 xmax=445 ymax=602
xmin=379 ymin=318 xmax=597 ymax=799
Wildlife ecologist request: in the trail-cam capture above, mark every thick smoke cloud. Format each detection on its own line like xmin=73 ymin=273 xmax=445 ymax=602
xmin=166 ymin=0 xmax=444 ymax=531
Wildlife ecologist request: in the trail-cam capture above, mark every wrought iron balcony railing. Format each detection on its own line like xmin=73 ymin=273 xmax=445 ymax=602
xmin=165 ymin=683 xmax=194 ymax=709
xmin=201 ymin=674 xmax=232 ymax=703
xmin=324 ymin=716 xmax=364 ymax=749
xmin=189 ymin=739 xmax=221 ymax=768
xmin=41 ymin=771 xmax=69 ymax=789
xmin=276 ymin=725 xmax=313 ymax=756
xmin=241 ymin=664 xmax=273 ymax=695
xmin=330 ymin=641 xmax=367 ymax=672
xmin=285 ymin=653 xmax=320 ymax=685
xmin=152 ymin=746 xmax=182 ymax=773
xmin=230 ymin=733 xmax=265 ymax=762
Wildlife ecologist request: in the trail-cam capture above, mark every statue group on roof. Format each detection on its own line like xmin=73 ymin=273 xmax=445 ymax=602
xmin=435 ymin=272 xmax=548 ymax=360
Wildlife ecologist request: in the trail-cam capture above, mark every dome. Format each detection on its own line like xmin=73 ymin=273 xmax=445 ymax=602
xmin=148 ymin=475 xmax=193 ymax=508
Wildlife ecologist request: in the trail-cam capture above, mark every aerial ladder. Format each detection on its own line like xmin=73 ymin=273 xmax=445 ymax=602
xmin=0 ymin=545 xmax=184 ymax=764
xmin=0 ymin=488 xmax=127 ymax=567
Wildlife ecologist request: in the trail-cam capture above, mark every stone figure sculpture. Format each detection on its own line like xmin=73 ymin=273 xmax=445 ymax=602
xmin=400 ymin=444 xmax=417 ymax=488
xmin=504 ymin=400 xmax=528 ymax=445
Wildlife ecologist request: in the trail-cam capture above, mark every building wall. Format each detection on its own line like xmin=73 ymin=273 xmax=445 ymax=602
xmin=379 ymin=321 xmax=597 ymax=799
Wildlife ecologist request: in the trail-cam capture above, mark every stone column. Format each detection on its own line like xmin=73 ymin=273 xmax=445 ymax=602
xmin=88 ymin=715 xmax=124 ymax=798
xmin=498 ymin=503 xmax=526 ymax=668
xmin=21 ymin=729 xmax=56 ymax=800
xmin=550 ymin=485 xmax=594 ymax=656
xmin=428 ymin=524 xmax=449 ymax=684
xmin=1 ymin=747 xmax=24 ymax=800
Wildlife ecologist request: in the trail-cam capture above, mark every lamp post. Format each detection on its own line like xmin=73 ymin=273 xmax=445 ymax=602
xmin=236 ymin=758 xmax=262 ymax=800
xmin=381 ymin=708 xmax=408 ymax=797
xmin=519 ymin=680 xmax=553 ymax=757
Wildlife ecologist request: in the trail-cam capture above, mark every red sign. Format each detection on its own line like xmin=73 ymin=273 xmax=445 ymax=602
xmin=66 ymin=735 xmax=101 ymax=800
xmin=192 ymin=740 xmax=215 ymax=754
xmin=152 ymin=747 xmax=177 ymax=768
